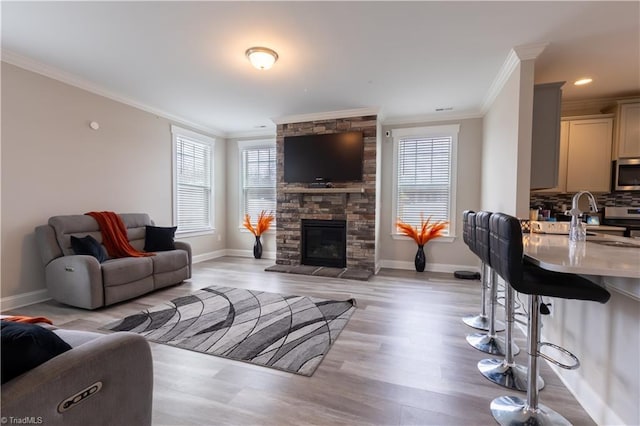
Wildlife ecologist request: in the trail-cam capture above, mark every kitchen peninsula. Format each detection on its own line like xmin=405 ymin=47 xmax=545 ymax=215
xmin=521 ymin=232 xmax=639 ymax=425
xmin=524 ymin=233 xmax=640 ymax=280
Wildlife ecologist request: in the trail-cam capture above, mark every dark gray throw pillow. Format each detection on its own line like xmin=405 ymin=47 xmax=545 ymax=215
xmin=144 ymin=225 xmax=177 ymax=252
xmin=1 ymin=321 xmax=72 ymax=384
xmin=70 ymin=235 xmax=108 ymax=263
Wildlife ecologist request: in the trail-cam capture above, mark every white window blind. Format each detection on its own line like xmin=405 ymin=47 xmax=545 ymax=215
xmin=242 ymin=145 xmax=276 ymax=221
xmin=395 ymin=135 xmax=452 ymax=234
xmin=173 ymin=126 xmax=214 ymax=234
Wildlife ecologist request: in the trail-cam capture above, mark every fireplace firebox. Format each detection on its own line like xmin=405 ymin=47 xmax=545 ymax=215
xmin=301 ymin=219 xmax=347 ymax=268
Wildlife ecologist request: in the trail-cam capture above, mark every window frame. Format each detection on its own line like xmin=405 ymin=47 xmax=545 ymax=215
xmin=238 ymin=139 xmax=277 ymax=231
xmin=171 ymin=125 xmax=216 ymax=237
xmin=391 ymin=124 xmax=459 ymax=242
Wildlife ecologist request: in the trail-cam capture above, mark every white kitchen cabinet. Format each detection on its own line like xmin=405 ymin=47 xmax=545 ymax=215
xmin=612 ymin=100 xmax=640 ymax=158
xmin=565 ymin=117 xmax=613 ymax=192
xmin=533 ymin=116 xmax=613 ymax=193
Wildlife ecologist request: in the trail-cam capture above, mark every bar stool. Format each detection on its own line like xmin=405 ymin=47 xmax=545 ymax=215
xmin=488 ymin=213 xmax=610 ymax=426
xmin=462 ymin=210 xmax=505 ymax=333
xmin=477 ymin=217 xmax=543 ymax=392
xmin=461 ymin=210 xmax=491 ymax=331
xmin=466 ymin=211 xmax=513 ymax=355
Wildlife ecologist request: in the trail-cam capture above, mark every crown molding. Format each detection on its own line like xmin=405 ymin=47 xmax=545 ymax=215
xmin=226 ymin=128 xmax=277 ymax=140
xmin=1 ymin=49 xmax=226 ymax=138
xmin=480 ymin=49 xmax=520 ymax=113
xmin=480 ymin=42 xmax=548 ymax=114
xmin=382 ymin=110 xmax=484 ymax=126
xmin=272 ymin=107 xmax=379 ymax=125
xmin=513 ymin=42 xmax=549 ymax=61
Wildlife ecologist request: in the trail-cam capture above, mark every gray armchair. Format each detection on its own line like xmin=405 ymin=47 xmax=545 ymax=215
xmin=1 ymin=329 xmax=153 ymax=426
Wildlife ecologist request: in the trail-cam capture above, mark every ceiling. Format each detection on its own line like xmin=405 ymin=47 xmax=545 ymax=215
xmin=2 ymin=1 xmax=639 ymax=137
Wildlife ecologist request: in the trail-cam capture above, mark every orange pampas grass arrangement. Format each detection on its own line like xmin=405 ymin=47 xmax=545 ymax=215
xmin=243 ymin=210 xmax=274 ymax=259
xmin=243 ymin=210 xmax=274 ymax=237
xmin=396 ymin=214 xmax=448 ymax=272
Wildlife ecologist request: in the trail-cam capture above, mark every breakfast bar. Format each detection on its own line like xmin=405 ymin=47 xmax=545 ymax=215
xmin=523 ymin=233 xmax=640 ymax=279
xmin=520 ymin=232 xmax=639 ymax=425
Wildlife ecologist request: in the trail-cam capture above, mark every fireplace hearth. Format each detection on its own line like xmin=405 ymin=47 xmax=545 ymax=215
xmin=301 ymin=219 xmax=347 ymax=268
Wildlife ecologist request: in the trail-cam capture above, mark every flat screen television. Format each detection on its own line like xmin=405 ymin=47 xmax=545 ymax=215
xmin=283 ymin=131 xmax=364 ymax=183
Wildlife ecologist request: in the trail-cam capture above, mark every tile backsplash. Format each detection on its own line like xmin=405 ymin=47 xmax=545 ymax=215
xmin=530 ymin=192 xmax=640 ymax=214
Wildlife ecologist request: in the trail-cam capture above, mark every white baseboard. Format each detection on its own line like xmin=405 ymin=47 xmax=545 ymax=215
xmin=192 ymin=249 xmax=227 ymax=263
xmin=225 ymin=249 xmax=276 ymax=260
xmin=195 ymin=253 xmax=475 ymax=272
xmin=0 ymin=289 xmax=51 ymax=311
xmin=193 ymin=248 xmax=280 ymax=263
xmin=379 ymin=259 xmax=480 ymax=274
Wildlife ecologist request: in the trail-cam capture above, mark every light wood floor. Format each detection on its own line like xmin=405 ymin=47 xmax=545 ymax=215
xmin=11 ymin=257 xmax=596 ymax=425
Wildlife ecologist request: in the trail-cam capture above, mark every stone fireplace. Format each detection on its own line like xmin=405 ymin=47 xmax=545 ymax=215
xmin=275 ymin=114 xmax=378 ymax=274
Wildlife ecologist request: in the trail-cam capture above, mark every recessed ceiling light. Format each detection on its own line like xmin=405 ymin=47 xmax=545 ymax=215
xmin=574 ymin=78 xmax=593 ymax=86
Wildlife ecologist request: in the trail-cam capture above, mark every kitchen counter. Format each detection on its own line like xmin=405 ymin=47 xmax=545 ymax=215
xmin=524 ymin=233 xmax=639 ymax=278
xmin=530 ymin=222 xmax=626 ymax=235
xmin=585 ymin=224 xmax=626 ymax=232
xmin=524 ymin=232 xmax=640 ymax=299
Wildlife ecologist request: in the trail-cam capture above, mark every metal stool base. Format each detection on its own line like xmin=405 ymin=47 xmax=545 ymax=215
xmin=477 ymin=358 xmax=544 ymax=391
xmin=466 ymin=333 xmax=520 ymax=356
xmin=462 ymin=314 xmax=505 ymax=332
xmin=490 ymin=395 xmax=571 ymax=426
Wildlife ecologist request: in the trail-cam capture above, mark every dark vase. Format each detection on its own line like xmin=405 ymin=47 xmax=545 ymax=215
xmin=253 ymin=235 xmax=263 ymax=259
xmin=414 ymin=245 xmax=426 ymax=272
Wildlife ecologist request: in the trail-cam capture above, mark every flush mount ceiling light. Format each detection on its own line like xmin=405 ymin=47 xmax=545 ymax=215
xmin=574 ymin=78 xmax=593 ymax=86
xmin=245 ymin=47 xmax=279 ymax=70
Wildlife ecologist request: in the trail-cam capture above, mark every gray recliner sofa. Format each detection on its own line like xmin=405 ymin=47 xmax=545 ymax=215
xmin=1 ymin=328 xmax=153 ymax=426
xmin=35 ymin=213 xmax=191 ymax=309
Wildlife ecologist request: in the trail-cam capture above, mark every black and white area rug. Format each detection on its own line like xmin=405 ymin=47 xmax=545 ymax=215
xmin=103 ymin=285 xmax=356 ymax=376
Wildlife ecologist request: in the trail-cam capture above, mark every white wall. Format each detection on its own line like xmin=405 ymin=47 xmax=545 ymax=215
xmin=379 ymin=118 xmax=482 ymax=271
xmin=0 ymin=63 xmax=226 ymax=302
xmin=481 ymin=60 xmax=535 ymax=217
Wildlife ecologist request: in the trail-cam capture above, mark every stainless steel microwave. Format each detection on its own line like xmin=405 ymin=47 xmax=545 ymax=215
xmin=614 ymin=158 xmax=640 ymax=191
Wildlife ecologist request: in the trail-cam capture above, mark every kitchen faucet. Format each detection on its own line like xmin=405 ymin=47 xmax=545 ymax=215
xmin=569 ymin=191 xmax=598 ymax=241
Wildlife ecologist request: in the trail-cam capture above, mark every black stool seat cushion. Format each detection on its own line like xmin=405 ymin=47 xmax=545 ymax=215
xmin=522 ymin=261 xmax=611 ymax=303
xmin=474 ymin=211 xmax=492 ymax=264
xmin=462 ymin=210 xmax=476 ymax=252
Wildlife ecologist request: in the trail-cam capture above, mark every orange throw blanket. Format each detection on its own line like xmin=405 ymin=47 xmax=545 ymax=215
xmin=86 ymin=211 xmax=154 ymax=258
xmin=2 ymin=315 xmax=53 ymax=325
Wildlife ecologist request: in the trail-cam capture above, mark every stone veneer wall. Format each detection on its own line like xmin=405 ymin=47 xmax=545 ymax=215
xmin=276 ymin=115 xmax=377 ymax=272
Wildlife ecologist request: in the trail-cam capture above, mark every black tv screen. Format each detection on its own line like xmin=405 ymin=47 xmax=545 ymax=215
xmin=284 ymin=131 xmax=364 ymax=183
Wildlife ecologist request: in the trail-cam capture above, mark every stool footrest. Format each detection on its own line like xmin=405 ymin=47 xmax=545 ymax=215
xmin=538 ymin=341 xmax=580 ymax=370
